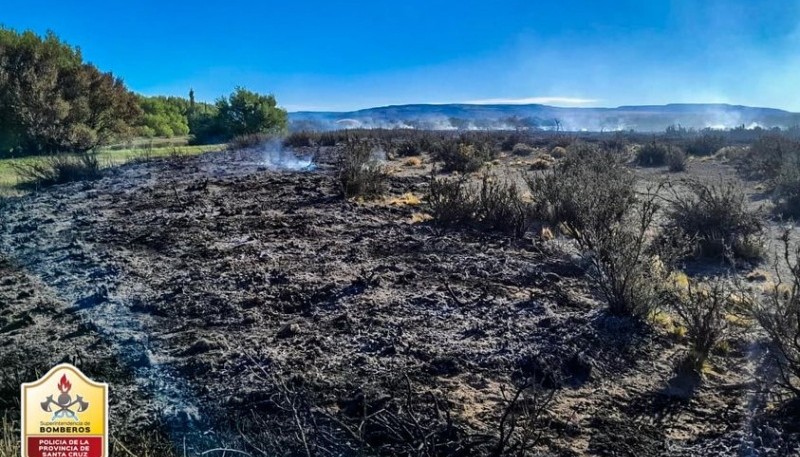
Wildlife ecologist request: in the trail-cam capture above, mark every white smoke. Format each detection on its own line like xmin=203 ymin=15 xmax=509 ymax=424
xmin=258 ymin=140 xmax=315 ymax=171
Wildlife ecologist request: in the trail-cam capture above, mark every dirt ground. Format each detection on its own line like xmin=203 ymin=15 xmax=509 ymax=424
xmin=1 ymin=146 xmax=799 ymax=456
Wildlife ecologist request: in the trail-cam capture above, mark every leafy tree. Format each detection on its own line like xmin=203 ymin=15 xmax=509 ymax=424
xmin=0 ymin=28 xmax=140 ymax=155
xmin=137 ymin=96 xmax=191 ymax=137
xmin=215 ymin=87 xmax=287 ymax=137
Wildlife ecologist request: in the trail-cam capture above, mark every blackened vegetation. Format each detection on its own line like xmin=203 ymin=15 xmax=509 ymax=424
xmin=749 ymin=231 xmax=800 ymax=397
xmin=232 ymin=369 xmax=556 ymax=457
xmin=13 ymin=153 xmax=102 ymax=187
xmin=6 ymin=127 xmax=800 ymax=455
xmin=337 ymin=138 xmax=388 ymax=198
xmin=664 ymin=180 xmax=764 ymax=260
xmin=428 ymin=174 xmax=532 ymax=237
xmin=526 ymin=150 xmax=672 ymax=318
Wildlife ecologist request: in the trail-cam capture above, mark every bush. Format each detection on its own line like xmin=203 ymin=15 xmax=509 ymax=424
xmin=427 ymin=176 xmax=475 ymax=229
xmin=14 ymin=153 xmax=101 ymax=187
xmin=395 ymin=140 xmax=421 ymax=157
xmin=282 ymin=131 xmax=314 ymax=148
xmin=428 ymin=174 xmax=531 ymax=236
xmin=742 ymin=134 xmax=800 ymax=180
xmin=684 ymin=133 xmax=725 ymax=157
xmin=229 ymin=133 xmax=271 ymax=150
xmin=564 ymin=141 xmax=601 ymax=161
xmin=666 ymin=277 xmax=731 ymax=373
xmin=318 ymin=132 xmax=339 ymax=147
xmin=635 ymin=142 xmax=670 ymax=167
xmin=666 ymin=147 xmax=688 ymax=172
xmin=526 ymin=150 xmax=669 ymax=318
xmin=549 ymin=146 xmax=567 ymax=159
xmin=337 ymin=139 xmax=387 ymax=199
xmin=664 ymin=180 xmax=764 ymax=260
xmin=749 ymin=231 xmax=800 ymax=396
xmin=600 ymin=135 xmax=629 ymax=154
xmin=433 ymin=140 xmax=494 ymax=173
xmin=500 ymin=133 xmax=523 ymax=151
xmin=511 ymin=143 xmax=535 ymax=156
xmin=774 ymin=158 xmax=800 ymax=218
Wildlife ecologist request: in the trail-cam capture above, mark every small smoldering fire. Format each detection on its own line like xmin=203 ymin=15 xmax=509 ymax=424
xmin=258 ymin=140 xmax=315 ymax=171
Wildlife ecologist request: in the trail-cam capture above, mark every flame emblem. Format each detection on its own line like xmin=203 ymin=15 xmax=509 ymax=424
xmin=58 ymin=374 xmax=71 ymax=393
xmin=40 ymin=373 xmax=88 ymax=421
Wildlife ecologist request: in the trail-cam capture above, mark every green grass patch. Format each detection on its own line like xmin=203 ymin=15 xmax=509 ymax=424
xmin=0 ymin=143 xmax=223 ymax=194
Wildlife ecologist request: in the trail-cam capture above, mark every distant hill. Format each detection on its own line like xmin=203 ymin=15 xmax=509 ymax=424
xmin=288 ymin=103 xmax=800 ymax=132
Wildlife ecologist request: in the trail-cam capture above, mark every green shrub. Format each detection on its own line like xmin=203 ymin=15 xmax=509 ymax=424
xmin=14 ymin=153 xmax=102 ymax=187
xmin=664 ymin=180 xmax=764 ymax=260
xmin=337 ymin=139 xmax=387 ymax=199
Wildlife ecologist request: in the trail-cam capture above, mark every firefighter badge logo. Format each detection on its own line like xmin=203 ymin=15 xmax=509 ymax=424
xmin=21 ymin=364 xmax=108 ymax=457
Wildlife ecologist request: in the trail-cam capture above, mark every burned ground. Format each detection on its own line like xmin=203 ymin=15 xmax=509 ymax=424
xmin=0 ymin=146 xmax=798 ymax=456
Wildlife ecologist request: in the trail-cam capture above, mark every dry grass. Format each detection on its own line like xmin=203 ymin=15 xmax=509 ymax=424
xmin=386 ymin=192 xmax=422 ymax=206
xmin=409 ymin=212 xmax=433 ymax=224
xmin=0 ymin=417 xmax=17 ymax=457
xmin=405 ymin=156 xmax=423 ymax=167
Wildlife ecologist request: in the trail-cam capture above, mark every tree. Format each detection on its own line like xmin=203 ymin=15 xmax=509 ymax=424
xmin=137 ymin=96 xmax=191 ymax=137
xmin=215 ymin=87 xmax=288 ymax=137
xmin=0 ymin=28 xmax=141 ymax=155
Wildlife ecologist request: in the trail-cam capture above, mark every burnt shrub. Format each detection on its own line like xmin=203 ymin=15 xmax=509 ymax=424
xmin=742 ymin=134 xmax=800 ymax=180
xmin=501 ymin=133 xmax=524 ymax=151
xmin=511 ymin=143 xmax=536 ymax=156
xmin=564 ymin=141 xmax=601 ymax=161
xmin=600 ymin=135 xmax=629 ymax=154
xmin=475 ymin=175 xmax=532 ymax=236
xmin=228 ymin=133 xmax=271 ymax=150
xmin=427 ymin=176 xmax=475 ymax=229
xmin=774 ymin=158 xmax=800 ymax=218
xmin=337 ymin=139 xmax=387 ymax=199
xmin=526 ymin=150 xmax=670 ymax=318
xmin=428 ymin=174 xmax=532 ymax=236
xmin=635 ymin=141 xmax=670 ymax=167
xmin=749 ymin=231 xmax=800 ymax=397
xmin=433 ymin=139 xmax=495 ymax=173
xmin=282 ymin=131 xmax=314 ymax=148
xmin=395 ymin=140 xmax=421 ymax=157
xmin=684 ymin=133 xmax=725 ymax=157
xmin=14 ymin=153 xmax=102 ymax=187
xmin=664 ymin=180 xmax=764 ymax=260
xmin=666 ymin=277 xmax=731 ymax=373
xmin=666 ymin=147 xmax=688 ymax=172
xmin=318 ymin=132 xmax=339 ymax=147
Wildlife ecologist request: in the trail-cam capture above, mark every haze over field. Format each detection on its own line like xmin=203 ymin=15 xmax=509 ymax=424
xmin=288 ymin=103 xmax=800 ymax=132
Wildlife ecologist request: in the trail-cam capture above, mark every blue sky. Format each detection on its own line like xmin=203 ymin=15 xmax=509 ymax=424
xmin=3 ymin=0 xmax=799 ymax=111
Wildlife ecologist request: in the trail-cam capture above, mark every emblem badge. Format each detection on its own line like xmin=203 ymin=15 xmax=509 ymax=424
xmin=21 ymin=364 xmax=108 ymax=457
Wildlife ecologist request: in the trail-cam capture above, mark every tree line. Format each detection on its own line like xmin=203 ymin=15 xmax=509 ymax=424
xmin=0 ymin=28 xmax=287 ymax=157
